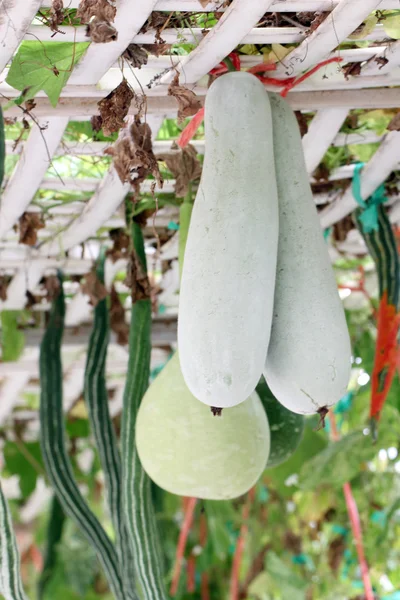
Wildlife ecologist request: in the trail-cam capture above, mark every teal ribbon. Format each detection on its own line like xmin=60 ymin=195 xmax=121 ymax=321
xmin=167 ymin=221 xmax=179 ymax=231
xmin=352 ymin=163 xmax=386 ymax=233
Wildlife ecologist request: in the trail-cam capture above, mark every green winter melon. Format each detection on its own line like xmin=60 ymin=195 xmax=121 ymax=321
xmin=136 ymin=353 xmax=270 ymax=500
xmin=256 ymin=378 xmax=304 ymax=468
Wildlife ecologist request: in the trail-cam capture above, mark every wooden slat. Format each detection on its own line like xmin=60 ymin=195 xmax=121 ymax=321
xmin=320 ymin=131 xmax=400 ymax=228
xmin=302 ymin=108 xmax=348 ymax=174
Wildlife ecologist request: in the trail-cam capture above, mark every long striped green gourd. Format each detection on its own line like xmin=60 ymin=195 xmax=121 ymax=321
xmin=355 ymin=205 xmax=400 ymax=425
xmin=0 ymin=481 xmax=27 ymax=600
xmin=121 ymin=220 xmax=167 ymax=600
xmin=38 ymin=495 xmax=65 ymax=599
xmin=83 ymin=248 xmax=138 ymax=600
xmin=39 ymin=273 xmax=124 ymax=599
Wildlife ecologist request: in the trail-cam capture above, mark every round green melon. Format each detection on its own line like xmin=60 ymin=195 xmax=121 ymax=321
xmin=256 ymin=378 xmax=304 ymax=468
xmin=136 ymin=353 xmax=270 ymax=500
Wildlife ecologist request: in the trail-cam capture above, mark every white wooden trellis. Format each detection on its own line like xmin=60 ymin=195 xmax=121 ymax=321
xmin=1 ymin=0 xmax=400 ymax=418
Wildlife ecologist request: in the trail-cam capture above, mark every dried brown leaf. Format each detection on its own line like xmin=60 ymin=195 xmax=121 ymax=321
xmin=81 ymin=271 xmax=108 ymax=306
xmin=105 ymin=117 xmax=163 ymax=195
xmin=333 ymin=214 xmax=354 ymax=243
xmin=124 ymin=250 xmax=151 ymax=303
xmin=198 ymin=0 xmax=210 ymax=6
xmin=157 ymin=144 xmax=202 ymax=197
xmin=312 ymin=163 xmax=330 ymax=182
xmin=298 ymin=11 xmax=329 ymax=33
xmin=43 ymin=275 xmax=61 ymax=301
xmin=77 ymin=0 xmax=116 ymax=23
xmin=110 ymin=286 xmax=129 ymax=345
xmin=374 ymin=56 xmax=389 ymax=70
xmin=106 ymin=228 xmax=130 ymax=262
xmin=284 ymin=531 xmax=302 ymax=555
xmin=0 ymin=277 xmax=8 ymax=302
xmin=295 ymin=111 xmax=308 ymax=137
xmin=50 ymin=0 xmax=64 ymax=32
xmin=168 ymin=74 xmax=202 ymax=124
xmin=123 ymin=44 xmax=148 ymax=68
xmin=342 ymin=62 xmax=361 ymax=80
xmin=388 ymin=111 xmax=400 ymax=131
xmin=91 ymin=114 xmax=103 ymax=132
xmin=25 ymin=290 xmax=41 ymax=310
xmin=144 ymin=43 xmax=171 ymax=57
xmin=98 ymin=79 xmax=134 ymax=136
xmin=328 ymin=536 xmax=346 ymax=573
xmin=86 ymin=17 xmax=118 ymax=43
xmin=19 ymin=212 xmax=45 ymax=246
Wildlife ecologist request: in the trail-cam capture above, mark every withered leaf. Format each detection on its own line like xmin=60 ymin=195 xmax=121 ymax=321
xmin=110 ymin=286 xmax=129 ymax=345
xmin=105 ymin=117 xmax=163 ymax=195
xmin=144 ymin=43 xmax=171 ymax=57
xmin=157 ymin=144 xmax=202 ymax=198
xmin=91 ymin=114 xmax=103 ymax=132
xmin=140 ymin=11 xmax=169 ymax=39
xmin=86 ymin=17 xmax=118 ymax=43
xmin=81 ymin=271 xmax=108 ymax=306
xmin=168 ymin=74 xmax=202 ymax=124
xmin=374 ymin=56 xmax=389 ymax=70
xmin=295 ymin=111 xmax=308 ymax=137
xmin=19 ymin=212 xmax=45 ymax=246
xmin=50 ymin=0 xmax=64 ymax=32
xmin=284 ymin=531 xmax=302 ymax=555
xmin=124 ymin=250 xmax=151 ymax=303
xmin=312 ymin=163 xmax=330 ymax=182
xmin=332 ymin=214 xmax=354 ymax=243
xmin=43 ymin=275 xmax=61 ymax=301
xmin=328 ymin=536 xmax=346 ymax=573
xmin=342 ymin=62 xmax=361 ymax=80
xmin=123 ymin=44 xmax=148 ymax=69
xmin=98 ymin=79 xmax=134 ymax=136
xmin=388 ymin=112 xmax=400 ymax=132
xmin=77 ymin=0 xmax=116 ymax=23
xmin=198 ymin=0 xmax=210 ymax=6
xmin=302 ymin=11 xmax=329 ymax=34
xmin=106 ymin=228 xmax=130 ymax=262
xmin=0 ymin=277 xmax=8 ymax=302
xmin=25 ymin=290 xmax=41 ymax=310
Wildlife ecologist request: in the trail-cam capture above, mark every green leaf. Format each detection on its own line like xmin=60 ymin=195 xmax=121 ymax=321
xmin=382 ymin=11 xmax=400 ymax=39
xmin=6 ymin=41 xmax=89 ymax=107
xmin=348 ymin=15 xmax=378 ymax=39
xmin=265 ymin=423 xmax=328 ymax=497
xmin=266 ymin=552 xmax=307 ymax=600
xmin=0 ymin=311 xmax=25 ymax=361
xmin=299 ymin=431 xmax=376 ymax=490
xmin=3 ymin=441 xmax=44 ymax=499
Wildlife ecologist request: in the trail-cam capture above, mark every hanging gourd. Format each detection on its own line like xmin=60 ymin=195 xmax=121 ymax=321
xmin=263 ymin=93 xmax=352 ymax=416
xmin=136 ymin=353 xmax=270 ymax=500
xmin=178 ymin=72 xmax=279 ymax=409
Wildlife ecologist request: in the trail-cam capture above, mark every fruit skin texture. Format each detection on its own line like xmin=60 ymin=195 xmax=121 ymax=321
xmin=264 ymin=93 xmax=351 ymax=415
xmin=256 ymin=378 xmax=304 ymax=468
xmin=178 ymin=72 xmax=279 ymax=408
xmin=136 ymin=353 xmax=270 ymax=501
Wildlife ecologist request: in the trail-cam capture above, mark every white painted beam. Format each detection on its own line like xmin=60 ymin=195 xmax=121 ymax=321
xmin=38 ymin=115 xmax=163 ymax=257
xmin=40 ymin=0 xmax=400 ymax=10
xmin=153 ymin=0 xmax=277 ymax=86
xmin=0 ymin=117 xmax=68 ymax=240
xmin=320 ymin=131 xmax=400 ymax=228
xmin=0 ymin=259 xmax=50 ymax=310
xmin=302 ymin=108 xmax=348 ymax=174
xmin=3 ymin=89 xmax=400 ymax=117
xmin=274 ymin=0 xmax=384 ymax=77
xmin=361 ymin=40 xmax=400 ymax=76
xmin=0 ymin=373 xmax=31 ymax=425
xmin=0 ymin=0 xmax=42 ymax=72
xmin=69 ymin=0 xmax=158 ymax=85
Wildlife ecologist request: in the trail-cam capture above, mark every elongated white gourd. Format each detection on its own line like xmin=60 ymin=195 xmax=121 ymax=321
xmin=178 ymin=72 xmax=279 ymax=408
xmin=136 ymin=353 xmax=270 ymax=500
xmin=264 ymin=94 xmax=351 ymax=415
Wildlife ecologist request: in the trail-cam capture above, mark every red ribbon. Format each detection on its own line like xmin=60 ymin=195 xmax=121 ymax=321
xmin=177 ymin=55 xmax=343 ymax=148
